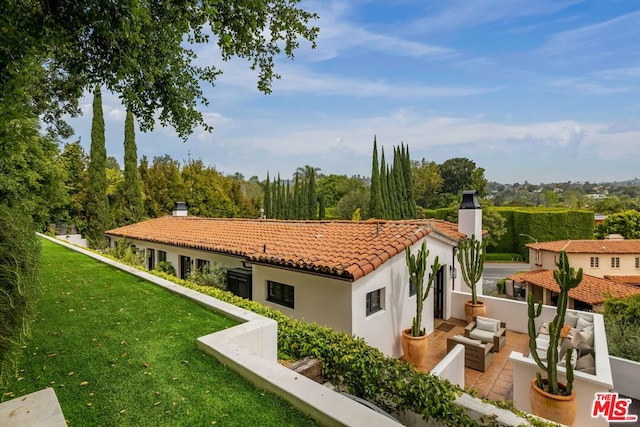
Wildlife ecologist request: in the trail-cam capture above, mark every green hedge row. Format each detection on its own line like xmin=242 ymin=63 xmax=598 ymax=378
xmin=423 ymin=207 xmax=594 ymax=257
xmin=146 ymin=272 xmax=490 ymax=425
xmin=492 ymin=208 xmax=594 ymax=257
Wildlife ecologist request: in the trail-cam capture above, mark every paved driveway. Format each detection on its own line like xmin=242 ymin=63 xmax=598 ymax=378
xmin=482 ymin=262 xmax=529 ymax=295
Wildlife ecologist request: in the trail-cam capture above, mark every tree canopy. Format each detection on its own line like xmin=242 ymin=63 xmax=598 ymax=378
xmin=1 ymin=0 xmax=319 ymax=138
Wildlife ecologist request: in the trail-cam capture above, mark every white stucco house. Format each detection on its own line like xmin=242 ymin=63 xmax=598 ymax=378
xmin=105 ymin=192 xmax=484 ymax=357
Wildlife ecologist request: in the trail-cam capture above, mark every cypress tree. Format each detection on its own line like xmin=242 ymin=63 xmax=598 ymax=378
xmin=402 ymin=144 xmax=417 ymax=218
xmin=123 ymin=110 xmax=144 ymax=224
xmin=318 ymin=192 xmax=325 ymax=220
xmin=380 ymin=148 xmax=390 ymax=219
xmin=393 ymin=146 xmax=408 ymax=218
xmin=86 ymin=87 xmax=111 ymax=249
xmin=264 ymin=172 xmax=271 ymax=218
xmin=293 ymin=174 xmax=301 ymax=219
xmin=307 ymin=166 xmax=317 ymax=219
xmin=387 ymin=164 xmax=399 ymax=219
xmin=369 ymin=136 xmax=384 ymax=219
xmin=274 ymin=173 xmax=282 ymax=219
xmin=285 ymin=181 xmax=291 ymax=219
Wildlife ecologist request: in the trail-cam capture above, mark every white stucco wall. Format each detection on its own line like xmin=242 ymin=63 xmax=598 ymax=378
xmin=351 ymin=236 xmax=457 ymax=357
xmin=251 ymin=265 xmax=353 ymax=334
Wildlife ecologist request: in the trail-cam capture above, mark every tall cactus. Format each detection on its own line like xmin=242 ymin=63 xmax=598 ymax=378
xmin=406 ymin=241 xmax=441 ymax=337
xmin=457 ymin=234 xmax=487 ymax=304
xmin=527 ymin=251 xmax=583 ymax=395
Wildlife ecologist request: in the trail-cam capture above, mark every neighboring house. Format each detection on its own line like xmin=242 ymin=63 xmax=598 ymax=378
xmin=105 ymin=193 xmax=484 ymax=357
xmin=525 ymin=238 xmax=640 ymax=278
xmin=508 ymin=269 xmax=640 ymax=311
xmin=510 ymin=238 xmax=640 ymax=310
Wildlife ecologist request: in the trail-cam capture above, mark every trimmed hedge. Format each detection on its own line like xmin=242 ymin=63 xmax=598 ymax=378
xmin=140 ymin=271 xmax=485 ymax=425
xmin=493 ymin=208 xmax=594 ymax=257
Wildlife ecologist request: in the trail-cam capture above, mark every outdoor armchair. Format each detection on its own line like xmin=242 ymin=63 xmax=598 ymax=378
xmin=464 ymin=316 xmax=506 ymax=352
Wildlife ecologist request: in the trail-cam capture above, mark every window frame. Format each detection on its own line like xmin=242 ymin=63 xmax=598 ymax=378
xmin=196 ymin=258 xmax=210 ymax=272
xmin=590 ymin=256 xmax=599 ymax=268
xmin=266 ymin=280 xmax=295 ymax=309
xmin=636 ymin=257 xmax=640 ymax=269
xmin=366 ymin=288 xmax=384 ymax=316
xmin=611 ymin=257 xmax=620 ymax=269
xmin=158 ymin=250 xmax=167 ymax=263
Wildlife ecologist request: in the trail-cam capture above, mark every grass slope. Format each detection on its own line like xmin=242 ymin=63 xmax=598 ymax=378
xmin=1 ymin=239 xmax=317 ymax=426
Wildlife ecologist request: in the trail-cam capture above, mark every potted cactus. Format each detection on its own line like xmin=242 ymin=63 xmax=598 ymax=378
xmin=457 ymin=234 xmax=488 ymax=323
xmin=401 ymin=241 xmax=440 ymax=366
xmin=527 ymin=251 xmax=582 ymax=426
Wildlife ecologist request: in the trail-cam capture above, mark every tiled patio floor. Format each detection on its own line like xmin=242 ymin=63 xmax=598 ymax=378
xmin=414 ymin=318 xmax=529 ymax=402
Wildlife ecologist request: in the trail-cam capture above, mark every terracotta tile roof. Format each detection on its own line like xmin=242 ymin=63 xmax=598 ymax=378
xmin=604 ymin=275 xmax=640 ymax=286
xmin=508 ymin=269 xmax=640 ymax=305
xmin=526 ymin=239 xmax=640 ymax=254
xmin=106 ymin=217 xmax=465 ymax=281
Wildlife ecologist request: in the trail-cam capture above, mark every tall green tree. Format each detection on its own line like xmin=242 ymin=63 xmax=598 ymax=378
xmin=402 ymin=144 xmax=417 ymax=218
xmin=59 ymin=140 xmax=89 ymax=226
xmin=411 ymin=158 xmax=443 ymax=208
xmin=122 ymin=110 xmax=144 ymax=224
xmin=393 ymin=146 xmax=408 ymax=219
xmin=307 ymin=166 xmax=318 ymax=220
xmin=369 ymin=137 xmax=384 ymax=219
xmin=2 ymin=1 xmax=319 ymax=139
xmin=139 ymin=154 xmax=186 ymax=218
xmin=380 ymin=148 xmax=391 ymax=219
xmin=596 ymin=210 xmax=640 ymax=239
xmin=86 ymin=87 xmax=110 ymax=248
xmin=264 ymin=172 xmax=271 ymax=219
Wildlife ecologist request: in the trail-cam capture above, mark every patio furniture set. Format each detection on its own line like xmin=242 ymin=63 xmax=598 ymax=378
xmin=446 ymin=316 xmax=507 ymax=372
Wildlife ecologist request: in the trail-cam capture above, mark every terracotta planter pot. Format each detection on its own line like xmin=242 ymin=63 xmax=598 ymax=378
xmin=464 ymin=300 xmax=486 ymax=323
xmin=401 ymin=329 xmax=428 ymax=367
xmin=529 ymin=378 xmax=576 ymax=426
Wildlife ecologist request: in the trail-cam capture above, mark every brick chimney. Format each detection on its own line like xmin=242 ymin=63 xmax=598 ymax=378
xmin=458 ymin=190 xmax=482 ymax=242
xmin=172 ymin=201 xmax=188 ymax=217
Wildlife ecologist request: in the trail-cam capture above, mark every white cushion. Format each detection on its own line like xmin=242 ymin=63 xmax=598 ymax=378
xmin=576 ymin=353 xmax=596 ymax=370
xmin=576 ymin=316 xmax=593 ymax=330
xmin=564 ymin=311 xmax=579 ymax=328
xmin=476 ymin=316 xmax=499 ymax=332
xmin=452 ymin=335 xmax=483 ymax=346
xmin=469 ymin=328 xmax=495 ymax=343
xmin=577 ymin=330 xmax=594 ymax=346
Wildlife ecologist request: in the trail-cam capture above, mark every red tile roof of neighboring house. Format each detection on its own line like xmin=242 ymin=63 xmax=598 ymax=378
xmin=604 ymin=275 xmax=640 ymax=286
xmin=106 ymin=217 xmax=465 ymax=281
xmin=508 ymin=269 xmax=640 ymax=305
xmin=526 ymin=239 xmax=640 ymax=254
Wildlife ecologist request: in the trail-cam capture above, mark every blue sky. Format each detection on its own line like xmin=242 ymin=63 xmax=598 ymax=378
xmin=66 ymin=0 xmax=640 ymax=184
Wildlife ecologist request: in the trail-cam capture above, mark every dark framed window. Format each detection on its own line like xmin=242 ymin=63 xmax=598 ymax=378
xmin=366 ymin=288 xmax=383 ymax=316
xmin=180 ymin=255 xmax=192 ymax=279
xmin=147 ymin=248 xmax=155 ymax=270
xmin=158 ymin=250 xmax=167 ymax=262
xmin=409 ymin=278 xmax=416 ymax=297
xmin=267 ymin=281 xmax=294 ymax=309
xmin=590 ymin=257 xmax=599 ymax=268
xmin=611 ymin=257 xmax=620 ymax=268
xmin=196 ymin=258 xmax=210 ymax=272
xmin=636 ymin=257 xmax=640 ymax=269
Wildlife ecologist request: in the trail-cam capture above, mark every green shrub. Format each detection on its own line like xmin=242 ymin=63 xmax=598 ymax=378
xmin=0 ymin=205 xmax=41 ymax=383
xmin=153 ymin=261 xmax=176 ymax=276
xmin=605 ymin=294 xmax=640 ymax=362
xmin=105 ymin=238 xmax=144 ymax=267
xmin=484 ymin=253 xmax=523 ymax=261
xmin=189 ymin=263 xmax=227 ymax=290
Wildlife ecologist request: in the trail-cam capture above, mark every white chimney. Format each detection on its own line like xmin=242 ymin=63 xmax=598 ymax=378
xmin=458 ymin=190 xmax=482 ymax=242
xmin=172 ymin=201 xmax=188 ymax=217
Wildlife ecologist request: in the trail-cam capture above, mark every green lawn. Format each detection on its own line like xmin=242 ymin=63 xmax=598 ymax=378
xmin=1 ymin=239 xmax=317 ymax=426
